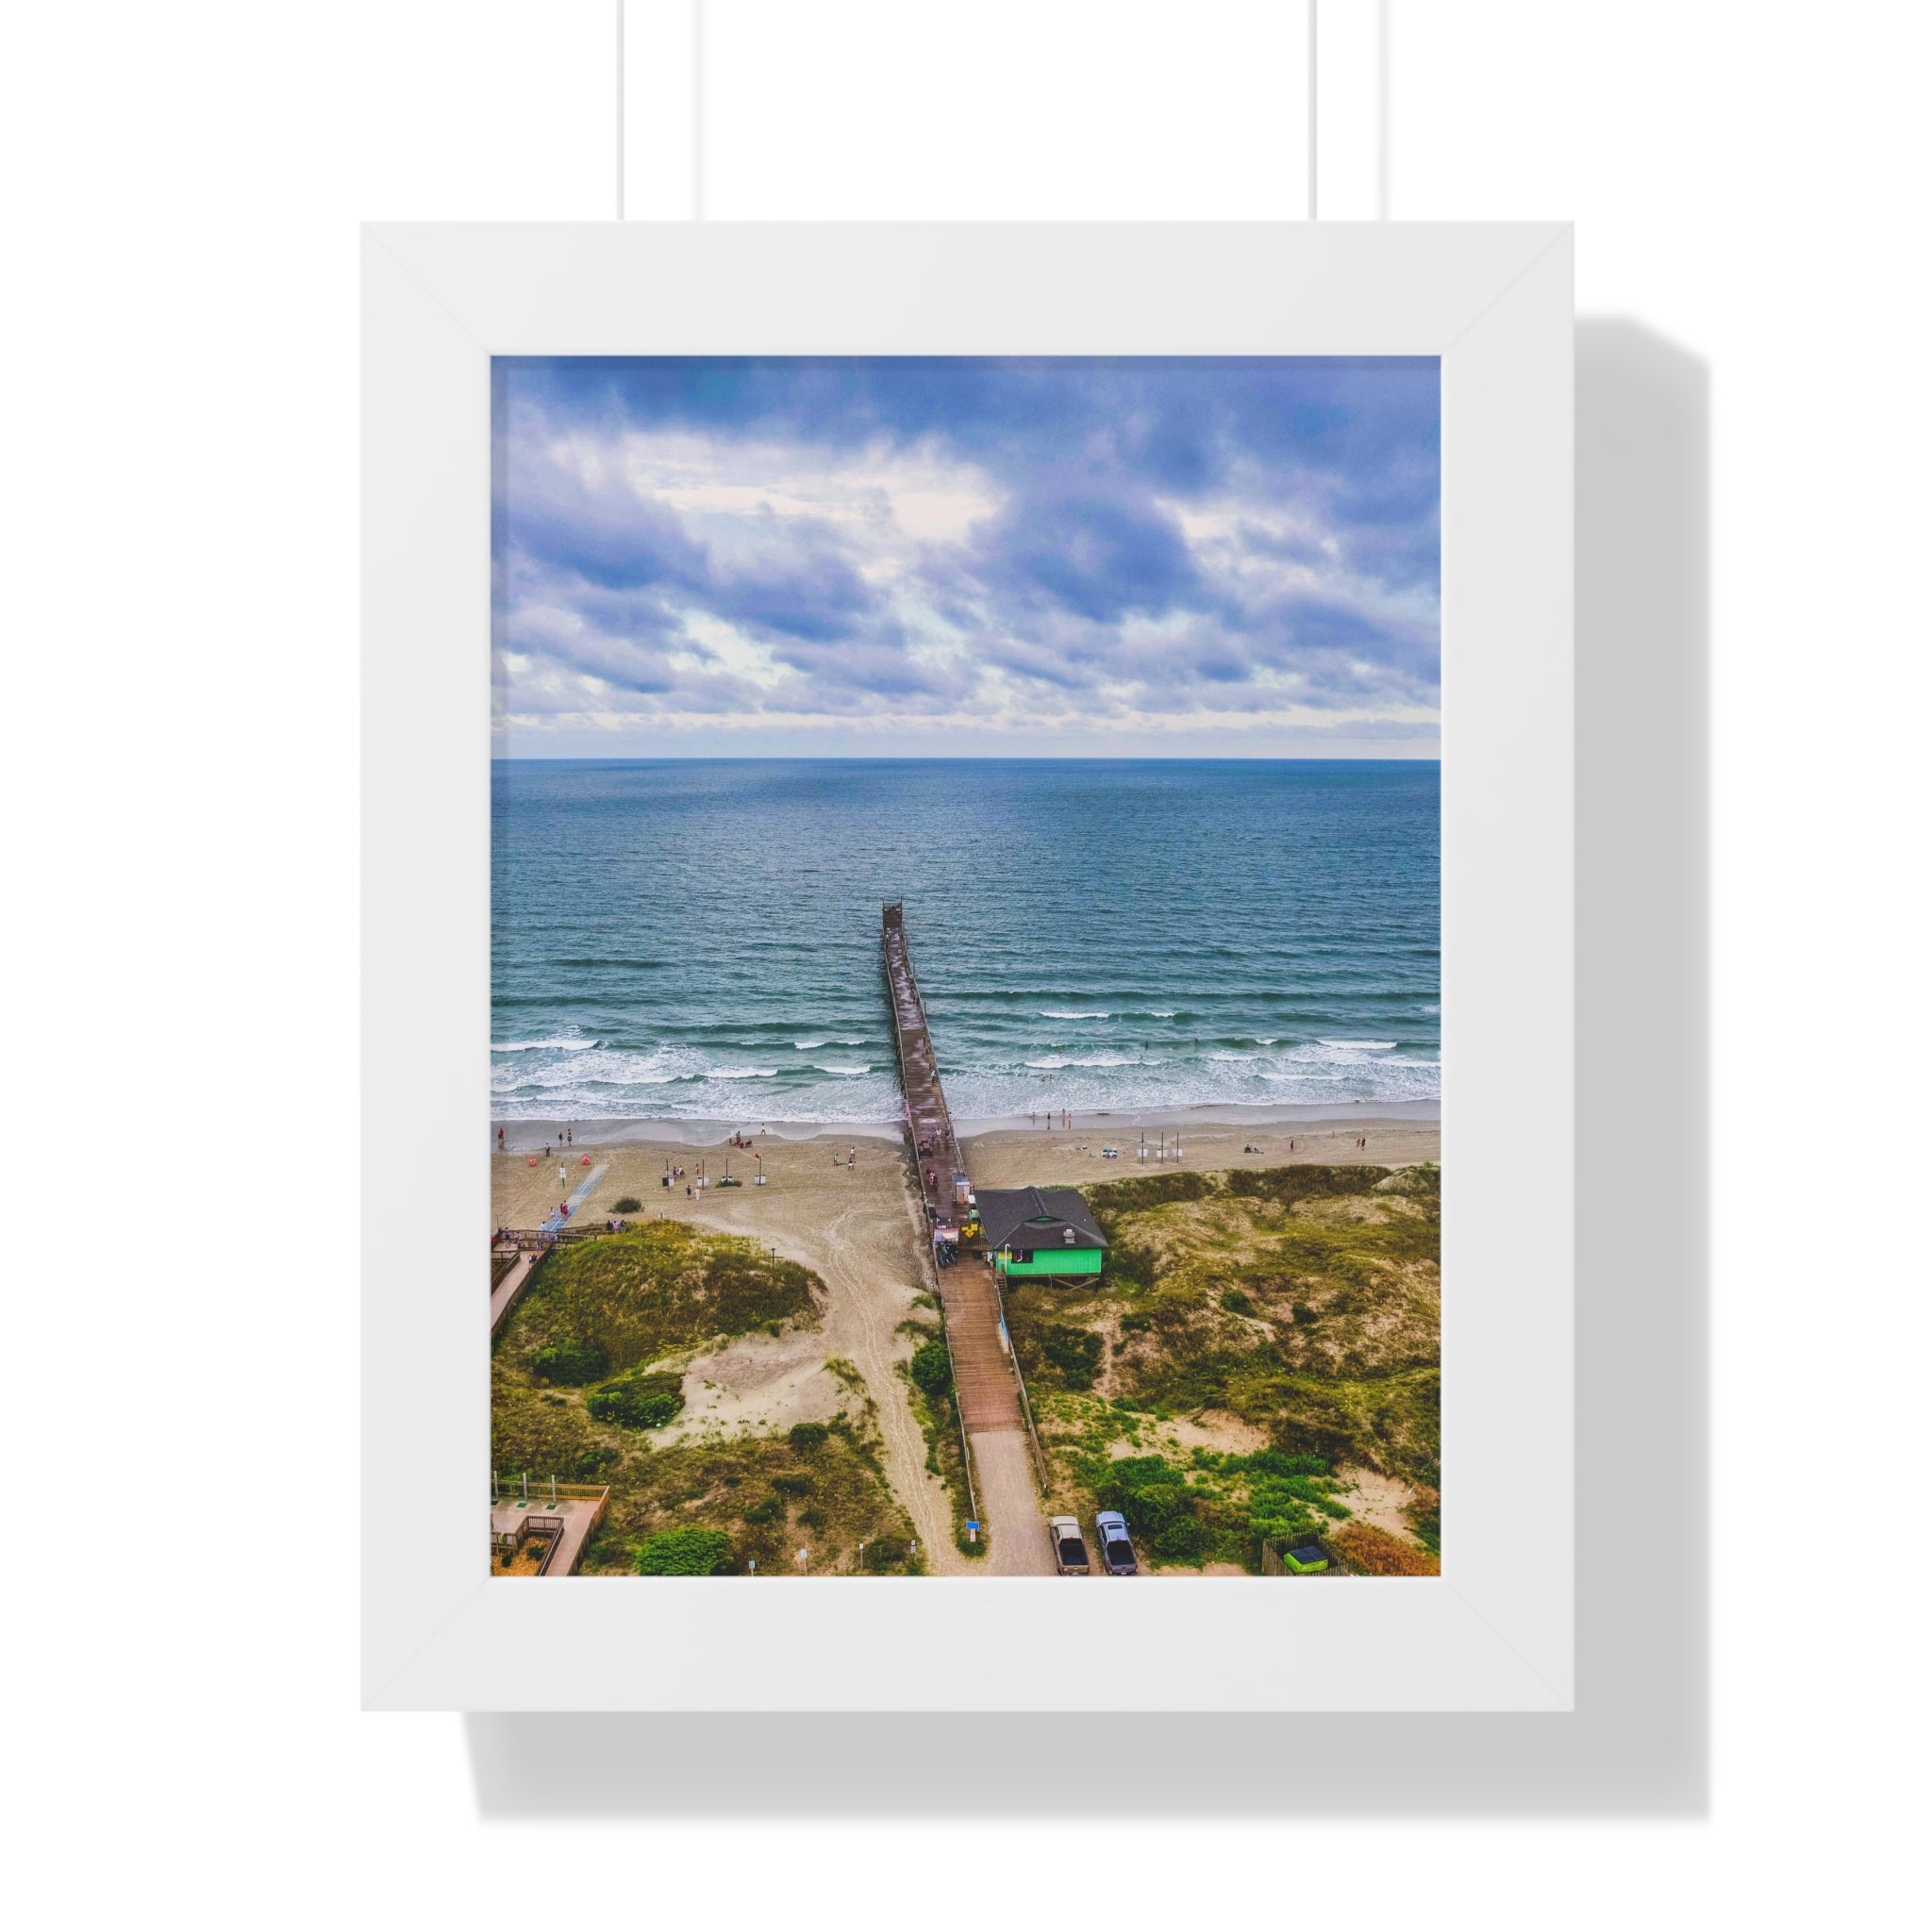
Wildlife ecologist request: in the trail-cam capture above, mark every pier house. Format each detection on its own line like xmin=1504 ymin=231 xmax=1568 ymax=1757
xmin=976 ymin=1187 xmax=1108 ymax=1284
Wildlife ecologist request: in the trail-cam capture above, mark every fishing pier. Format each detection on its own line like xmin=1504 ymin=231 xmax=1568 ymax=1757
xmin=880 ymin=902 xmax=1026 ymax=1441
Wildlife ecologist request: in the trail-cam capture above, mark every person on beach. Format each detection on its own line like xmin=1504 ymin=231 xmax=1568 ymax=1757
xmin=497 ymin=1127 xmax=505 ymax=1151
xmin=566 ymin=1127 xmax=573 ymax=1146
xmin=544 ymin=1141 xmax=552 ymax=1158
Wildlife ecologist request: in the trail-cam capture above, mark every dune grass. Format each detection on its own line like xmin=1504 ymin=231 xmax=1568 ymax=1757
xmin=491 ymin=1224 xmax=914 ymax=1575
xmin=1003 ymin=1162 xmax=1441 ymax=1570
xmin=500 ymin=1220 xmax=818 ymax=1376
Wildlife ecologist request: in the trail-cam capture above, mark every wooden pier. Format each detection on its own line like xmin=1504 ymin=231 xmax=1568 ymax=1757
xmin=882 ymin=901 xmax=963 ymax=1227
xmin=881 ymin=902 xmax=1024 ymax=1437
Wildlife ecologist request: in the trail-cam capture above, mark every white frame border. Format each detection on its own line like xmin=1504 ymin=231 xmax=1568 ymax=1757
xmin=362 ymin=222 xmax=1573 ymax=1712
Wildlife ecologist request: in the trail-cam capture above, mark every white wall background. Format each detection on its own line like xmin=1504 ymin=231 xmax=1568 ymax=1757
xmin=5 ymin=3 xmax=1926 ymax=1924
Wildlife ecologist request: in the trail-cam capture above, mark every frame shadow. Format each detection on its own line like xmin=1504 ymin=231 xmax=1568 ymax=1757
xmin=461 ymin=319 xmax=1708 ymax=1817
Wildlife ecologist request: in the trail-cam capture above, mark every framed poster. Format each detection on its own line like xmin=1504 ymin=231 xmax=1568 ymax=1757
xmin=363 ymin=222 xmax=1573 ymax=1710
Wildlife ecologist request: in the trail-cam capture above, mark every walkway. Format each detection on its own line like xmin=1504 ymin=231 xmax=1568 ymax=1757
xmin=540 ymin=1161 xmax=608 ymax=1232
xmin=881 ymin=901 xmax=1046 ymax=1564
xmin=489 ymin=1252 xmax=537 ymax=1337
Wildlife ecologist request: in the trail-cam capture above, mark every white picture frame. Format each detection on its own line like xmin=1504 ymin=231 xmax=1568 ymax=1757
xmin=362 ymin=221 xmax=1573 ymax=1712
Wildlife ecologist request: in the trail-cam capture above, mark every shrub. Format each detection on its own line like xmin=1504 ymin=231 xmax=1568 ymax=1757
xmin=1040 ymin=1324 xmax=1104 ymax=1389
xmin=771 ymin=1472 xmax=814 ymax=1497
xmin=1118 ymin=1309 xmax=1153 ymax=1334
xmin=862 ymin=1536 xmax=907 ymax=1572
xmin=1152 ymin=1517 xmax=1205 ymax=1561
xmin=611 ymin=1195 xmax=641 ymax=1214
xmin=634 ymin=1527 xmax=733 ymax=1575
xmin=529 ymin=1338 xmax=608 ymax=1385
xmin=1245 ymin=1448 xmax=1331 ymax=1478
xmin=1220 ymin=1289 xmax=1253 ymax=1314
xmin=744 ymin=1494 xmax=783 ymax=1524
xmin=1095 ymin=1454 xmax=1193 ymax=1535
xmin=787 ymin=1422 xmax=828 ymax=1455
xmin=908 ymin=1338 xmax=953 ymax=1395
xmin=1331 ymin=1521 xmax=1439 ymax=1576
xmin=586 ymin=1370 xmax=685 ymax=1429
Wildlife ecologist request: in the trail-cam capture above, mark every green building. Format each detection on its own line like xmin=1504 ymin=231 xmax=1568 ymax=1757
xmin=976 ymin=1187 xmax=1108 ymax=1284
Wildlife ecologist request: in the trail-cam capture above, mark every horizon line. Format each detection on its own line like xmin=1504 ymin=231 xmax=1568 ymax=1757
xmin=489 ymin=752 xmax=1442 ymax=763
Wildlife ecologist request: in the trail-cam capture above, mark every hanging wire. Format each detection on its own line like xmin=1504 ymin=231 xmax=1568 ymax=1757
xmin=1307 ymin=0 xmax=1319 ymax=219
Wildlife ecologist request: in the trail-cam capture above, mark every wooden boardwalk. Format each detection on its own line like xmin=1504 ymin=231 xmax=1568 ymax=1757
xmin=881 ymin=902 xmax=1024 ymax=1436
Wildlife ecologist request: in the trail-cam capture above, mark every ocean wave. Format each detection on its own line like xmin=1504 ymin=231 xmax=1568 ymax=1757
xmin=813 ymin=1062 xmax=872 ymax=1076
xmin=705 ymin=1066 xmax=778 ymax=1080
xmin=1040 ymin=1008 xmax=1109 ymax=1020
xmin=492 ymin=1037 xmax=598 ymax=1053
xmin=1209 ymin=1051 xmax=1257 ymax=1061
xmin=792 ymin=1039 xmax=828 ymax=1049
xmin=1319 ymin=1040 xmax=1398 ymax=1051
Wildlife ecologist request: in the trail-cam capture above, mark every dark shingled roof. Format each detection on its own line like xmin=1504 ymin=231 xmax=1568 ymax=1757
xmin=974 ymin=1187 xmax=1108 ymax=1254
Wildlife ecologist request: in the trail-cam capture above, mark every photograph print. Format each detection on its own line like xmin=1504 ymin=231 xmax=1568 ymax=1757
xmin=489 ymin=356 xmax=1441 ymax=1581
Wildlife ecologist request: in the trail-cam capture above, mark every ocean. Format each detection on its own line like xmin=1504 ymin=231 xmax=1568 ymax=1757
xmin=491 ymin=759 xmax=1439 ymax=1124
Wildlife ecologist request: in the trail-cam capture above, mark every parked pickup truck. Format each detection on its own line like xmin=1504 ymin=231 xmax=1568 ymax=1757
xmin=1048 ymin=1515 xmax=1091 ymax=1574
xmin=1094 ymin=1509 xmax=1139 ymax=1575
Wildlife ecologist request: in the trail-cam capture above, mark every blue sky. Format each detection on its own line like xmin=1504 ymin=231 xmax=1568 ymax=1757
xmin=492 ymin=357 xmax=1439 ymax=758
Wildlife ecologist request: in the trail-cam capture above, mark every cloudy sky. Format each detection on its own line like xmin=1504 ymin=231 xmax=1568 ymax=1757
xmin=492 ymin=357 xmax=1439 ymax=758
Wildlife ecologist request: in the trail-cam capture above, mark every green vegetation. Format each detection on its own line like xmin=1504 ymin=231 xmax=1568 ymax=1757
xmin=611 ymin=1195 xmax=641 ymax=1214
xmin=529 ymin=1338 xmax=608 ymax=1385
xmin=908 ymin=1336 xmax=952 ymax=1396
xmin=1060 ymin=1445 xmax=1355 ymax=1571
xmin=579 ymin=1420 xmax=921 ymax=1575
xmin=894 ymin=1318 xmax=986 ymax=1557
xmin=1037 ymin=1324 xmax=1104 ymax=1390
xmin=584 ymin=1368 xmax=685 ymax=1429
xmin=1007 ymin=1163 xmax=1442 ymax=1571
xmin=633 ymin=1527 xmax=732 ymax=1575
xmin=787 ymin=1421 xmax=828 ymax=1455
xmin=501 ymin=1221 xmax=818 ymax=1375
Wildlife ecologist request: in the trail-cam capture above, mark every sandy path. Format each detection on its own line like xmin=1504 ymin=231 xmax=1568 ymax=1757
xmin=970 ymin=1431 xmax=1053 ymax=1575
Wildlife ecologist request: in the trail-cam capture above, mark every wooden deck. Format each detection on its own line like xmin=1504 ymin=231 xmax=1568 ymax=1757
xmin=882 ymin=902 xmax=1024 ymax=1434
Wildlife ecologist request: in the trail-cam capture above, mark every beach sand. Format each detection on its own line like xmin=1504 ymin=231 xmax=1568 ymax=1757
xmin=491 ymin=1109 xmax=1437 ymax=1573
xmin=960 ymin=1114 xmax=1438 ymax=1188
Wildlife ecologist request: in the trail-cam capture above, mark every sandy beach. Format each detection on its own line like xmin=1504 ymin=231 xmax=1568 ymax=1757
xmin=491 ymin=1108 xmax=1438 ymax=1231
